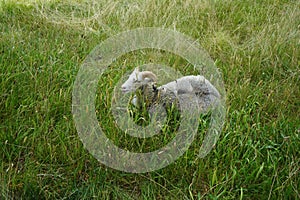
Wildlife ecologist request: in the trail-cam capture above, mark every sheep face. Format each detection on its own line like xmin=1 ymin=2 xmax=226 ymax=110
xmin=121 ymin=68 xmax=157 ymax=93
xmin=121 ymin=68 xmax=140 ymax=93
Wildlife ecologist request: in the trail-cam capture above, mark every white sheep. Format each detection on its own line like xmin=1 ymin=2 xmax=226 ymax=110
xmin=121 ymin=68 xmax=220 ymax=112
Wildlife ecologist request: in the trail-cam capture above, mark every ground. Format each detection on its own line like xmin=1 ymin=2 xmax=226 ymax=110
xmin=0 ymin=0 xmax=299 ymax=199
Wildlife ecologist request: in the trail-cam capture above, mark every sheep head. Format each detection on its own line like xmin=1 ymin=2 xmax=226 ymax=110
xmin=121 ymin=67 xmax=157 ymax=93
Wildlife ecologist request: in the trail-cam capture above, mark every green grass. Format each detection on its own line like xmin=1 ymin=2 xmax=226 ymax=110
xmin=1 ymin=0 xmax=299 ymax=199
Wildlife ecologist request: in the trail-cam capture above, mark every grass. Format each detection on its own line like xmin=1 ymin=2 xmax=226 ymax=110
xmin=0 ymin=0 xmax=299 ymax=199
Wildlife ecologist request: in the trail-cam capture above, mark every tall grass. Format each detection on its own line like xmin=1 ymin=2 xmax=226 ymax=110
xmin=1 ymin=0 xmax=299 ymax=199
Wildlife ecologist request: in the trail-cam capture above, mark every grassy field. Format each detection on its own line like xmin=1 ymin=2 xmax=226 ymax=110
xmin=1 ymin=0 xmax=299 ymax=199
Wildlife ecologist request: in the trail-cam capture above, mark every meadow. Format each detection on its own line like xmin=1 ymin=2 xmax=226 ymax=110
xmin=0 ymin=0 xmax=299 ymax=199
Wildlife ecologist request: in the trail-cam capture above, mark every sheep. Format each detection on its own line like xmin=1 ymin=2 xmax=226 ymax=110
xmin=121 ymin=67 xmax=220 ymax=112
xmin=121 ymin=68 xmax=225 ymax=157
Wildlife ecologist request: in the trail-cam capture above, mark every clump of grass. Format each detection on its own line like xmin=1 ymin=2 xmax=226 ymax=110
xmin=1 ymin=0 xmax=299 ymax=199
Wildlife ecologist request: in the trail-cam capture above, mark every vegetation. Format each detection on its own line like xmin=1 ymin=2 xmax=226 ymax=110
xmin=1 ymin=0 xmax=299 ymax=199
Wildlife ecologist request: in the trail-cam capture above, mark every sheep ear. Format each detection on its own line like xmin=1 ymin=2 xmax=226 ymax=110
xmin=141 ymin=72 xmax=157 ymax=82
xmin=144 ymin=77 xmax=151 ymax=82
xmin=134 ymin=67 xmax=139 ymax=73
